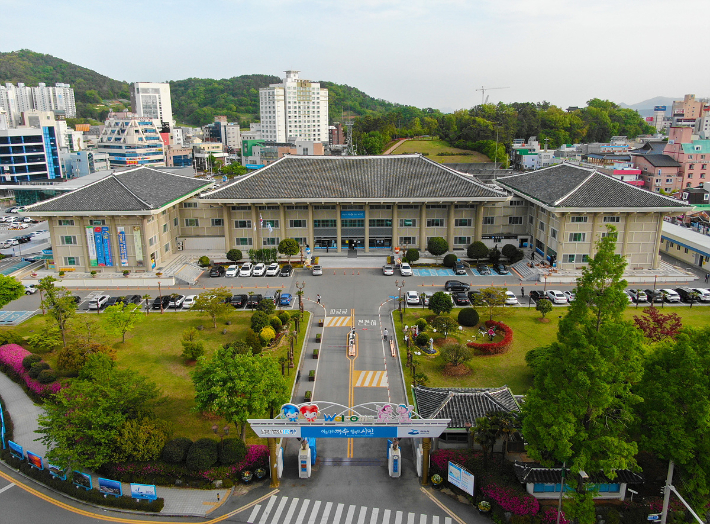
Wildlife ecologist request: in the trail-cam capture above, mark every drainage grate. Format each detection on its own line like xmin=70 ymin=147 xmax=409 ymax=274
xmin=319 ymin=458 xmax=387 ymax=467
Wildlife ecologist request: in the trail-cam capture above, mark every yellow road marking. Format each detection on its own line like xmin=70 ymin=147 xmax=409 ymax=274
xmin=353 ymin=370 xmax=389 ymax=388
xmin=323 ymin=316 xmax=352 ymax=327
xmin=419 ymin=487 xmax=468 ymax=524
xmin=0 ymin=468 xmax=277 ymax=523
xmin=347 ymin=308 xmax=357 ymax=458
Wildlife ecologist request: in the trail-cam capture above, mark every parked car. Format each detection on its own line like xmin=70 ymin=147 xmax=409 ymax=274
xmin=660 ymin=289 xmax=681 ymax=303
xmin=421 ymin=292 xmax=434 ymax=306
xmin=623 ymin=291 xmax=633 ymax=302
xmin=563 ymin=290 xmax=576 ymax=302
xmin=265 ymin=263 xmax=280 ymax=276
xmin=477 ymin=264 xmax=491 ymax=275
xmin=239 ymin=262 xmax=254 ymax=277
xmin=399 ymin=263 xmax=412 ymax=276
xmin=230 ymin=294 xmax=247 ymax=308
xmin=444 ymin=280 xmax=470 ymax=292
xmin=675 ymin=287 xmax=700 ymax=303
xmin=152 ymin=296 xmax=171 ymax=310
xmin=117 ymin=294 xmax=142 ymax=305
xmin=88 ymin=295 xmax=110 ymax=310
xmin=691 ymin=288 xmax=710 ymax=302
xmin=209 ymin=265 xmax=225 ymax=277
xmin=253 ymin=263 xmax=266 ymax=276
xmin=454 ymin=263 xmax=467 ymax=276
xmin=71 ymin=296 xmax=81 ymax=304
xmin=279 ymin=293 xmax=293 ymax=306
xmin=280 ymin=264 xmax=293 ymax=277
xmin=225 ymin=265 xmax=239 ymax=277
xmin=246 ymin=294 xmax=263 ymax=309
xmin=504 ymin=291 xmax=518 ymax=305
xmin=312 ymin=265 xmax=322 ymax=276
xmin=105 ymin=296 xmax=122 ymax=308
xmin=24 ymin=284 xmax=37 ymax=295
xmin=264 ymin=291 xmax=278 ymax=304
xmin=529 ymin=290 xmax=548 ymax=301
xmin=182 ymin=295 xmax=197 ymax=309
xmin=546 ymin=290 xmax=567 ymax=304
xmin=169 ymin=295 xmax=185 ymax=308
xmin=644 ymin=289 xmax=664 ymax=303
xmin=496 ymin=264 xmax=510 ymax=275
xmin=406 ymin=290 xmax=420 ymax=305
xmin=453 ymin=292 xmax=470 ymax=306
xmin=627 ymin=289 xmax=647 ymax=303
xmin=382 ymin=264 xmax=394 ymax=276
xmin=467 ymin=289 xmax=483 ymax=304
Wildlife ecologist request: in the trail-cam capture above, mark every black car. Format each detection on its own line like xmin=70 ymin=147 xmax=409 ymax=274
xmin=71 ymin=296 xmax=81 ymax=304
xmin=467 ymin=289 xmax=483 ymax=304
xmin=15 ymin=235 xmax=31 ymax=244
xmin=454 ymin=263 xmax=467 ymax=276
xmin=209 ymin=265 xmax=225 ymax=277
xmin=117 ymin=294 xmax=142 ymax=305
xmin=246 ymin=294 xmax=263 ymax=309
xmin=529 ymin=290 xmax=548 ymax=301
xmin=105 ymin=296 xmax=121 ymax=307
xmin=152 ymin=296 xmax=171 ymax=309
xmin=280 ymin=264 xmax=293 ymax=277
xmin=230 ymin=294 xmax=248 ymax=308
xmin=444 ymin=280 xmax=470 ymax=292
xmin=644 ymin=289 xmax=664 ymax=303
xmin=675 ymin=287 xmax=699 ymax=303
xmin=453 ymin=292 xmax=470 ymax=306
xmin=477 ymin=264 xmax=491 ymax=275
xmin=496 ymin=264 xmax=509 ymax=275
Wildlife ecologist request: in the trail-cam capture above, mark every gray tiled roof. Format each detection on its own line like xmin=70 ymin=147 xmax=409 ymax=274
xmin=636 ymin=154 xmax=681 ymax=168
xmin=629 ymin=141 xmax=667 ymax=155
xmin=412 ymin=385 xmax=520 ymax=428
xmin=201 ymin=155 xmax=508 ymax=201
xmin=26 ymin=167 xmax=211 ymax=213
xmin=497 ymin=163 xmax=689 ymax=209
xmin=513 ymin=462 xmax=643 ymax=485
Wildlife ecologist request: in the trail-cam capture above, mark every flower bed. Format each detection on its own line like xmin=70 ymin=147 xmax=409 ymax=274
xmin=480 ymin=481 xmax=539 ymax=516
xmin=467 ymin=321 xmax=514 ymax=355
xmin=0 ymin=344 xmax=61 ymax=400
xmin=430 ymin=449 xmax=469 ymax=476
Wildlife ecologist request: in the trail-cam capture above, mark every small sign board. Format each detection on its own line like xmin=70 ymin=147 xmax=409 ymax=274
xmin=26 ymin=451 xmax=43 ymax=470
xmin=130 ymin=483 xmax=157 ymax=501
xmin=8 ymin=440 xmax=23 ymax=460
xmin=448 ymin=461 xmax=475 ymax=496
xmin=98 ymin=477 xmax=123 ymax=498
xmin=648 ymin=514 xmax=661 ymax=521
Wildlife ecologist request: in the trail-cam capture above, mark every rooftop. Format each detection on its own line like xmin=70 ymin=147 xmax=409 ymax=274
xmin=635 ymin=154 xmax=680 ymax=168
xmin=513 ymin=462 xmax=643 ymax=485
xmin=412 ymin=385 xmax=520 ymax=428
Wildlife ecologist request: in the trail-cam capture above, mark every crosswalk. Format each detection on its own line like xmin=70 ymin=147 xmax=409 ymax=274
xmin=245 ymin=496 xmax=453 ymax=524
xmin=354 ymin=370 xmax=389 ymax=388
xmin=324 ymin=316 xmax=352 ymax=327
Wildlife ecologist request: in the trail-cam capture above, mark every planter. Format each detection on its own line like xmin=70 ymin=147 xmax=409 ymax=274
xmin=254 ymin=467 xmax=266 ymax=480
xmin=304 ymin=390 xmax=312 ymax=402
xmin=313 ymin=349 xmax=319 ymax=359
xmin=478 ymin=501 xmax=492 ymax=514
xmin=308 ymin=370 xmax=315 ymax=381
xmin=318 ymin=319 xmax=324 ymax=327
xmin=431 ymin=474 xmax=443 ymax=489
xmin=241 ymin=470 xmax=253 ymax=484
xmin=315 ymin=333 xmax=321 ymax=342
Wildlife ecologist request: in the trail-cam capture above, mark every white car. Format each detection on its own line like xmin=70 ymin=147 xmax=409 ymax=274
xmin=563 ymin=291 xmax=576 ymax=302
xmin=660 ymin=289 xmax=681 ymax=303
xmin=225 ymin=265 xmax=239 ymax=277
xmin=422 ymin=292 xmax=434 ymax=306
xmin=265 ymin=263 xmax=280 ymax=276
xmin=253 ymin=263 xmax=266 ymax=276
xmin=169 ymin=294 xmax=185 ymax=308
xmin=312 ymin=265 xmax=322 ymax=276
xmin=88 ymin=295 xmax=110 ymax=310
xmin=24 ymin=284 xmax=38 ymax=295
xmin=504 ymin=291 xmax=518 ymax=305
xmin=400 ymin=263 xmax=412 ymax=276
xmin=382 ymin=264 xmax=394 ymax=276
xmin=546 ymin=290 xmax=567 ymax=304
xmin=240 ymin=262 xmax=254 ymax=277
xmin=692 ymin=288 xmax=710 ymax=302
xmin=29 ymin=231 xmax=43 ymax=237
xmin=405 ymin=290 xmax=420 ymax=305
xmin=182 ymin=295 xmax=196 ymax=309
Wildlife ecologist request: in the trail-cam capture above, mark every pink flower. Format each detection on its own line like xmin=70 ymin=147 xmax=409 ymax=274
xmin=0 ymin=344 xmax=62 ymax=398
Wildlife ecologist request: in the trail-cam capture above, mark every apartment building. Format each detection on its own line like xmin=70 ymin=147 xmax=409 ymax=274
xmin=97 ymin=112 xmax=165 ymax=168
xmin=130 ymin=82 xmax=173 ymax=126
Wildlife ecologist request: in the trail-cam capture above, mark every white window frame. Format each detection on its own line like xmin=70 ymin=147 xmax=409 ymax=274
xmin=184 ymin=218 xmax=199 ymax=227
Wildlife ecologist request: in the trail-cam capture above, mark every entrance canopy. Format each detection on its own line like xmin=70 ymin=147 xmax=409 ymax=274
xmin=249 ymin=401 xmax=451 ymax=439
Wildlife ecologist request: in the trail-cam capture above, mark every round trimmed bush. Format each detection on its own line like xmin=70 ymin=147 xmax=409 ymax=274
xmin=269 ymin=316 xmax=283 ymax=333
xmin=22 ymin=354 xmax=42 ymax=370
xmin=219 ymin=437 xmax=247 ymax=465
xmin=37 ymin=369 xmax=57 ymax=384
xmin=161 ymin=437 xmax=193 ymax=465
xmin=278 ymin=312 xmax=290 ymax=326
xmin=185 ymin=438 xmax=219 ymax=471
xmin=198 ymin=256 xmax=211 ymax=267
xmin=251 ymin=311 xmax=269 ymax=332
xmin=443 ymin=254 xmax=458 ymax=268
xmin=458 ymin=308 xmax=480 ymax=327
xmin=415 ymin=319 xmax=427 ymax=331
xmin=415 ymin=333 xmax=429 ymax=346
xmin=28 ymin=361 xmax=50 ymax=379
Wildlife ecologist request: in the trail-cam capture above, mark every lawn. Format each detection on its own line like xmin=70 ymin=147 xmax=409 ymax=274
xmin=390 ymin=138 xmax=490 ymax=163
xmin=394 ymin=305 xmax=710 ymax=404
xmin=2 ymin=308 xmax=310 ymax=444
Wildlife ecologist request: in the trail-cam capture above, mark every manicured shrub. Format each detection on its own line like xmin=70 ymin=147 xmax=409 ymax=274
xmin=458 ymin=307 xmax=479 ymax=327
xmin=0 ymin=331 xmax=22 ymax=347
xmin=161 ymin=437 xmax=193 ymax=465
xmin=245 ymin=329 xmax=263 ymax=354
xmin=467 ymin=321 xmax=514 ymax=354
xmin=269 ymin=316 xmax=283 ymax=333
xmin=404 ymin=248 xmax=420 ymax=263
xmin=250 ymin=311 xmax=269 ymax=332
xmin=415 ymin=319 xmax=427 ymax=331
xmin=37 ymin=369 xmax=57 ymax=384
xmin=22 ymin=354 xmax=42 ymax=370
xmin=185 ymin=438 xmax=219 ymax=471
xmin=198 ymin=255 xmax=211 ymax=267
xmin=260 ymin=326 xmax=276 ymax=344
xmin=219 ymin=437 xmax=247 ymax=465
xmin=278 ymin=312 xmax=290 ymax=326
xmin=443 ymin=253 xmax=458 ymax=268
xmin=501 ymin=243 xmax=518 ymax=259
xmin=115 ymin=418 xmax=168 ymax=462
xmin=28 ymin=361 xmax=50 ymax=379
xmin=481 ymin=481 xmax=540 ymax=516
xmin=181 ymin=341 xmax=205 ymax=361
xmin=415 ymin=333 xmax=429 ymax=346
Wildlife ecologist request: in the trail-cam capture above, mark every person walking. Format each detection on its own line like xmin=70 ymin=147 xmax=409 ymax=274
xmin=317 ymin=293 xmax=321 ymax=304
xmin=521 ymin=286 xmax=525 ymax=297
xmin=383 ymin=328 xmax=389 ymax=341
xmin=705 ymin=273 xmax=709 ymax=284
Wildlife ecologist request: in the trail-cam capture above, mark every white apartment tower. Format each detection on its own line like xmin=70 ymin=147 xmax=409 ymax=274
xmin=0 ymin=82 xmax=76 ymax=126
xmin=130 ymin=82 xmax=173 ymax=127
xmin=259 ymin=71 xmax=329 ymax=142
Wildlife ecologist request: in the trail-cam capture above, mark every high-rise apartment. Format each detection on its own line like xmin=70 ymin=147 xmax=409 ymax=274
xmin=130 ymin=82 xmax=173 ymax=127
xmin=0 ymin=82 xmax=76 ymax=126
xmin=259 ymin=71 xmax=328 ymax=142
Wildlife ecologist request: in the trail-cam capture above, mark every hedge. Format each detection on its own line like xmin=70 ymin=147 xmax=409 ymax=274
xmin=161 ymin=437 xmax=193 ymax=464
xmin=185 ymin=438 xmax=219 ymax=471
xmin=467 ymin=320 xmax=513 ymax=355
xmin=0 ymin=344 xmax=61 ymax=401
xmin=457 ymin=308 xmax=479 ymax=327
xmin=219 ymin=438 xmax=247 ymax=466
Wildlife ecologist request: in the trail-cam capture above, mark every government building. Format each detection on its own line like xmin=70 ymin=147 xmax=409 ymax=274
xmin=24 ymin=155 xmax=691 ymax=273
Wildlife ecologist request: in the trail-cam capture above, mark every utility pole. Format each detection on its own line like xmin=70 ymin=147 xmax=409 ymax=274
xmin=660 ymin=460 xmax=674 ymax=524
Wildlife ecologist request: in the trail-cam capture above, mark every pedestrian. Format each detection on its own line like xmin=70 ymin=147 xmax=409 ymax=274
xmin=317 ymin=294 xmax=321 ymax=304
xmin=521 ymin=286 xmax=525 ymax=297
xmin=326 ymin=245 xmax=329 ymax=253
xmin=705 ymin=273 xmax=709 ymax=283
xmin=383 ymin=328 xmax=388 ymax=341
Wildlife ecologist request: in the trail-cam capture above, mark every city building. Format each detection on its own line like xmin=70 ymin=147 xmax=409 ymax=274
xmin=165 ymin=147 xmax=193 ymax=168
xmin=97 ymin=112 xmax=165 ymax=168
xmin=241 ymin=139 xmax=324 ymax=167
xmin=0 ymin=82 xmax=76 ymax=126
xmin=203 ymin=117 xmax=242 ymax=150
xmin=259 ymin=71 xmax=329 ymax=143
xmin=329 ymin=123 xmax=345 ymax=146
xmin=631 ymin=154 xmax=681 ymax=193
xmin=660 ymin=220 xmax=710 ymax=269
xmin=680 ymin=187 xmax=710 ymax=205
xmin=61 ymin=150 xmax=110 ymax=178
xmin=0 ymin=111 xmax=63 ymax=183
xmin=192 ymin=141 xmax=226 ymax=171
xmin=663 ymin=127 xmax=710 ymax=189
xmin=672 ymin=94 xmax=708 ymax=121
xmin=130 ymin=82 xmax=173 ymax=126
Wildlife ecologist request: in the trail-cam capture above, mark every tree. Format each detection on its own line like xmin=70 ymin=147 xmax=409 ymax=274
xmin=428 ymin=291 xmax=453 ymax=315
xmin=440 ymin=342 xmax=472 ymax=367
xmin=535 ymin=298 xmax=552 ymax=319
xmin=192 ymin=348 xmax=288 ymax=441
xmin=522 ymin=226 xmax=644 ymax=524
xmin=633 ymin=307 xmax=683 ymax=342
xmin=102 ymin=303 xmax=143 ymax=343
xmin=142 ymin=294 xmax=151 ymax=316
xmin=226 ymin=249 xmax=243 ymax=262
xmin=427 ymin=237 xmax=448 ymax=260
xmin=472 ymin=416 xmax=497 ymax=465
xmin=404 ymin=248 xmax=420 ymax=264
xmin=36 ymin=367 xmax=160 ymax=470
xmin=475 ymin=287 xmax=508 ymax=321
xmin=467 ymin=241 xmax=488 ymax=262
xmin=193 ymin=287 xmax=232 ymax=328
xmin=501 ymin=243 xmax=518 ymax=260
xmin=488 ymin=246 xmax=501 ymax=265
xmin=431 ymin=315 xmax=458 ymax=338
xmin=278 ymin=238 xmax=300 ymax=263
xmin=38 ymin=276 xmax=77 ymax=347
xmin=509 ymin=248 xmax=525 ymax=264
xmin=181 ymin=328 xmax=205 ymax=361
xmin=0 ymin=274 xmax=24 ymax=309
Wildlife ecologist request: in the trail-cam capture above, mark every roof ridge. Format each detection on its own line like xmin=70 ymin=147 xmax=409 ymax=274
xmin=23 ymin=170 xmax=117 ymax=211
xmin=554 ymin=169 xmax=596 ymax=206
xmin=112 ymin=173 xmax=153 ymax=209
xmin=428 ymin=391 xmax=455 ymax=419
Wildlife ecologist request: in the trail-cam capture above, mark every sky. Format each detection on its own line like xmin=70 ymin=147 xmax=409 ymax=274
xmin=1 ymin=0 xmax=708 ymax=112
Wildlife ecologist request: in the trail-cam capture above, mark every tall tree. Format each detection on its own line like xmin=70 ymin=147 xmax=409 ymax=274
xmin=102 ymin=303 xmax=143 ymax=343
xmin=0 ymin=274 xmax=24 ymax=309
xmin=193 ymin=287 xmax=232 ymax=328
xmin=473 ymin=287 xmax=508 ymax=321
xmin=277 ymin=238 xmax=300 ymax=263
xmin=38 ymin=276 xmax=76 ymax=347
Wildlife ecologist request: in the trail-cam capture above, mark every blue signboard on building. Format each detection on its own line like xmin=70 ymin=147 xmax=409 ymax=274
xmin=341 ymin=210 xmax=365 ymax=219
xmin=301 ymin=426 xmax=398 ymax=439
xmin=102 ymin=226 xmax=113 ymax=267
xmin=94 ymin=228 xmax=105 ymax=266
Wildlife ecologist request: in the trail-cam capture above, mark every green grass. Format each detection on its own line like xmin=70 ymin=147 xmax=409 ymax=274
xmin=394 ymin=305 xmax=710 ymax=403
xmin=3 ymin=309 xmax=310 ymax=443
xmin=390 ymin=139 xmax=490 ymax=163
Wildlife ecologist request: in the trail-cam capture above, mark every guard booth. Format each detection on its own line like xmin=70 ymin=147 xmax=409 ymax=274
xmin=249 ymin=401 xmax=450 ymax=483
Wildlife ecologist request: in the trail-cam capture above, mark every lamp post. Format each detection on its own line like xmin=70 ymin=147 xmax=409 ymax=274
xmin=295 ymin=280 xmax=305 ymax=318
xmin=158 ymin=280 xmax=164 ymax=314
xmin=212 ymin=424 xmax=229 ymax=455
xmin=395 ymin=279 xmax=405 ymax=321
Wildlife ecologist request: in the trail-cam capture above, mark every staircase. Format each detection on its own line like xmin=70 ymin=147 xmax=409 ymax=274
xmin=173 ymin=262 xmax=204 ymax=286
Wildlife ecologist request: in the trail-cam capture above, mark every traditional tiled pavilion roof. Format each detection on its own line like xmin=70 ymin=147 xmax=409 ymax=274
xmin=412 ymin=385 xmax=520 ymax=428
xmin=637 ymin=154 xmax=681 ymax=168
xmin=513 ymin=462 xmax=643 ymax=485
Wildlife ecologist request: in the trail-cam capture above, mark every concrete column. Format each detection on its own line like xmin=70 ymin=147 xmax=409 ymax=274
xmin=336 ymin=204 xmax=342 ymax=253
xmin=421 ymin=437 xmax=431 ymax=486
xmin=80 ymin=217 xmax=92 ymax=272
xmin=279 ymin=204 xmax=286 ymax=244
xmin=653 ymin=213 xmax=664 ymax=269
xmin=252 ymin=205 xmax=260 ymax=250
xmin=222 ymin=204 xmax=231 ymax=252
xmin=558 ymin=213 xmax=567 ymax=267
xmin=142 ymin=217 xmax=152 ymax=270
xmin=308 ymin=204 xmax=314 ymax=251
xmin=392 ymin=204 xmax=398 ymax=252
xmin=364 ymin=204 xmax=370 ymax=253
xmin=621 ymin=214 xmax=630 ymax=260
xmin=589 ymin=213 xmax=600 ymax=259
xmin=475 ymin=204 xmax=484 ymax=242
xmin=109 ymin=216 xmax=119 ymax=271
xmin=545 ymin=213 xmax=553 ymax=260
xmin=268 ymin=437 xmax=280 ymax=488
xmin=419 ymin=204 xmax=426 ymax=251
xmin=447 ymin=204 xmax=455 ymax=252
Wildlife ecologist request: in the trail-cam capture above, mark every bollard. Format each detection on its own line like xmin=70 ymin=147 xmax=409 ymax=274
xmin=357 ymin=271 xmax=360 ymax=275
xmin=344 ymin=270 xmax=346 ymax=275
xmin=352 ymin=270 xmax=354 ymax=275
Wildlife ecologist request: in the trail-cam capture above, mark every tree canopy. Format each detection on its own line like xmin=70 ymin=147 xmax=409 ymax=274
xmin=193 ymin=287 xmax=232 ymax=328
xmin=0 ymin=274 xmax=24 ymax=309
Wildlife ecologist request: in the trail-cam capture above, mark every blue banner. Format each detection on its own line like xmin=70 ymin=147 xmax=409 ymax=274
xmin=73 ymin=471 xmax=92 ymax=490
xmin=98 ymin=477 xmax=122 ymax=497
xmin=130 ymin=483 xmax=157 ymax=500
xmin=301 ymin=426 xmax=398 ymax=439
xmin=0 ymin=400 xmax=5 ymax=450
xmin=48 ymin=464 xmax=67 ymax=480
xmin=102 ymin=227 xmax=113 ymax=267
xmin=26 ymin=450 xmax=43 ymax=470
xmin=341 ymin=210 xmax=365 ymax=219
xmin=8 ymin=440 xmax=23 ymax=459
xmin=94 ymin=228 xmax=105 ymax=266
xmin=117 ymin=227 xmax=128 ymax=267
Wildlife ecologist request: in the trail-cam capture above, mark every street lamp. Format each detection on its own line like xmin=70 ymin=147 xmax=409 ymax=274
xmin=395 ymin=279 xmax=405 ymax=321
xmin=212 ymin=424 xmax=229 ymax=454
xmin=295 ymin=280 xmax=305 ymax=317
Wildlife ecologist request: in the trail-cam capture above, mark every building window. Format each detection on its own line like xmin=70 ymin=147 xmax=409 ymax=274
xmin=603 ymin=216 xmax=620 ymax=223
xmin=397 ymin=205 xmax=420 ymax=210
xmin=454 ymin=204 xmax=475 ymax=209
xmin=263 ymin=237 xmax=279 ymax=246
xmin=163 ymin=224 xmax=168 ymax=233
xmin=482 ymin=217 xmax=495 ymax=225
xmin=231 ymin=205 xmax=251 ymax=211
xmin=183 ymin=202 xmax=198 ymax=208
xmin=89 ymin=219 xmax=106 ymax=226
xmin=551 ymin=228 xmax=558 ymax=239
xmin=148 ymin=235 xmax=158 ymax=247
xmin=164 ymin=242 xmax=170 ymax=253
xmin=289 ymin=219 xmax=307 ymax=228
xmin=538 ymin=221 xmax=545 ymax=232
xmin=63 ymin=257 xmax=79 ymax=266
xmin=455 ymin=218 xmax=472 ymax=227
xmin=185 ymin=219 xmax=199 ymax=227
xmin=314 ymin=219 xmax=337 ymax=228
xmin=399 ymin=218 xmax=417 ymax=227
xmin=454 ymin=236 xmax=471 ymax=245
xmin=292 ymin=237 xmax=307 ymax=245
xmin=570 ymin=216 xmax=588 ymax=223
xmin=235 ymin=219 xmax=252 ymax=229
xmin=174 ymin=217 xmax=179 ymax=227
xmin=313 ymin=205 xmax=336 ymax=210
xmin=211 ymin=219 xmax=224 ymax=227
xmin=341 ymin=219 xmax=365 ymax=228
xmin=369 ymin=219 xmax=392 ymax=227
xmin=568 ymin=232 xmax=586 ymax=242
xmin=341 ymin=205 xmax=364 ymax=210
xmin=529 ymin=215 xmax=534 ymax=224
xmin=57 ymin=219 xmax=74 ymax=226
xmin=369 ymin=204 xmax=392 ymax=210
xmin=601 ymin=231 xmax=618 ymax=239
xmin=508 ymin=216 xmax=523 ymax=225
xmin=535 ymin=239 xmax=545 ymax=251
xmin=509 ymin=200 xmax=524 ymax=206
xmin=564 ymin=254 xmax=589 ymax=263
xmin=60 ymin=235 xmax=77 ymax=245
xmin=258 ymin=205 xmax=279 ymax=211
xmin=426 ymin=204 xmax=447 ymax=209
xmin=264 ymin=219 xmax=279 ymax=228
xmin=285 ymin=205 xmax=309 ymax=210
xmin=427 ymin=218 xmax=445 ymax=227
xmin=236 ymin=238 xmax=253 ymax=246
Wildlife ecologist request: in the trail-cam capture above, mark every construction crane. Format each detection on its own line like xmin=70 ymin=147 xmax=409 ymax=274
xmin=476 ymin=86 xmax=510 ymax=105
